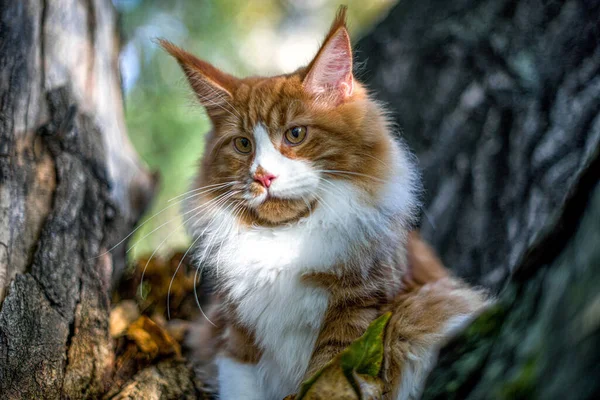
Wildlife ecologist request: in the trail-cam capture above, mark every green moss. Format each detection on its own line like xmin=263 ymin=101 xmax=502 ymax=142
xmin=464 ymin=304 xmax=507 ymax=338
xmin=496 ymin=356 xmax=539 ymax=400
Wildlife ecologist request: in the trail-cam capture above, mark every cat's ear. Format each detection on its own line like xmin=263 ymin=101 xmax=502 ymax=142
xmin=159 ymin=39 xmax=238 ymax=117
xmin=303 ymin=6 xmax=353 ymax=103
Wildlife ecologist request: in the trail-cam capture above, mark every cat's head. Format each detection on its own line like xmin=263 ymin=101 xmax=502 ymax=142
xmin=161 ymin=6 xmax=417 ymax=227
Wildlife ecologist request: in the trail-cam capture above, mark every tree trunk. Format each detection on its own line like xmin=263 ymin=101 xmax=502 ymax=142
xmin=0 ymin=0 xmax=157 ymax=397
xmin=356 ymin=0 xmax=600 ymax=398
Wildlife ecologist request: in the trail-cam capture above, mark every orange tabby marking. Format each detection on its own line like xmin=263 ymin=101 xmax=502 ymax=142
xmin=162 ymin=6 xmax=487 ymax=400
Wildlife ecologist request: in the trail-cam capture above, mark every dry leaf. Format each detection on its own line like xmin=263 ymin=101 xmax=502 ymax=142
xmin=109 ymin=300 xmax=140 ymax=337
xmin=301 ymin=364 xmax=360 ymax=399
xmin=126 ymin=316 xmax=181 ymax=359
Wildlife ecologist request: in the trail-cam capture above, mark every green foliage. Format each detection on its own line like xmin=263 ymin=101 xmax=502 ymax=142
xmin=339 ymin=312 xmax=391 ymax=377
xmin=497 ymin=355 xmax=538 ymax=400
xmin=296 ymin=312 xmax=391 ymax=399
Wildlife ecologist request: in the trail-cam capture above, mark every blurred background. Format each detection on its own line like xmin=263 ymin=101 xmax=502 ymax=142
xmin=114 ymin=0 xmax=397 ymax=258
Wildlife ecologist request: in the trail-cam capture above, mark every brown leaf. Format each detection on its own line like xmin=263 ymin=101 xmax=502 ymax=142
xmin=109 ymin=315 xmax=184 ymax=394
xmin=126 ymin=316 xmax=181 ymax=359
xmin=109 ymin=300 xmax=140 ymax=338
xmin=301 ymin=363 xmax=360 ymax=400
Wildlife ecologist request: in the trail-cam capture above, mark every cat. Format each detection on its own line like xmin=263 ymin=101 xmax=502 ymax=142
xmin=160 ymin=6 xmax=488 ymax=400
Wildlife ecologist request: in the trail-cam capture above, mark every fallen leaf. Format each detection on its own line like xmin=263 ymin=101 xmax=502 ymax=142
xmin=109 ymin=300 xmax=140 ymax=338
xmin=296 ymin=312 xmax=390 ymax=400
xmin=126 ymin=316 xmax=181 ymax=359
xmin=300 ymin=363 xmax=360 ymax=400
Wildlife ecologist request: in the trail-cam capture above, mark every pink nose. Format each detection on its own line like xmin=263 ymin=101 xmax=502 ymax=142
xmin=254 ymin=172 xmax=277 ymax=188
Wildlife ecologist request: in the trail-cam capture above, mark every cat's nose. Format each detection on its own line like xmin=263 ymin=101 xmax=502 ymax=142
xmin=253 ymin=172 xmax=277 ymax=188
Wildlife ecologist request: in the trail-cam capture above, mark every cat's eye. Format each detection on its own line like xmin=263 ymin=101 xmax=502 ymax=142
xmin=233 ymin=137 xmax=253 ymax=154
xmin=284 ymin=126 xmax=308 ymax=146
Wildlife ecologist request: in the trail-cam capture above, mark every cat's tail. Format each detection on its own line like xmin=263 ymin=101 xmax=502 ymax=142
xmin=383 ymin=232 xmax=491 ymax=400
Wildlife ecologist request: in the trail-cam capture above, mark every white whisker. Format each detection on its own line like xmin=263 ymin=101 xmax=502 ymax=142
xmin=126 ymin=189 xmax=238 ymax=254
xmin=139 ymin=190 xmax=239 ymax=299
xmin=167 ymin=181 xmax=237 ymax=203
xmin=315 ymin=169 xmax=387 ymax=183
xmin=92 ymin=182 xmax=241 ymax=261
xmin=188 ymin=199 xmax=241 ymax=325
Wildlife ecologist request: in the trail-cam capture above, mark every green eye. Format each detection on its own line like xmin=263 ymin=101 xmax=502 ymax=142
xmin=234 ymin=137 xmax=252 ymax=154
xmin=284 ymin=126 xmax=307 ymax=145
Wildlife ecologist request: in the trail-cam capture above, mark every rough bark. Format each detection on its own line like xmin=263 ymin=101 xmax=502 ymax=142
xmin=0 ymin=0 xmax=158 ymax=398
xmin=355 ymin=0 xmax=600 ymax=398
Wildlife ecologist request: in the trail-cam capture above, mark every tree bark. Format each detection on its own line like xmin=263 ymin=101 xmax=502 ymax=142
xmin=356 ymin=0 xmax=600 ymax=398
xmin=0 ymin=0 xmax=157 ymax=397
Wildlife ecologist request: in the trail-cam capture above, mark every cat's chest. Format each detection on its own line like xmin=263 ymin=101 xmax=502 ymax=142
xmin=228 ymin=267 xmax=330 ymax=397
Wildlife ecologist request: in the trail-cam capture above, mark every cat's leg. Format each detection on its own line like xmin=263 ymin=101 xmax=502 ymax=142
xmin=302 ymin=297 xmax=382 ymax=380
xmin=216 ymin=356 xmax=265 ymax=400
xmin=193 ymin=305 xmax=265 ymax=400
xmin=383 ymin=277 xmax=489 ymax=400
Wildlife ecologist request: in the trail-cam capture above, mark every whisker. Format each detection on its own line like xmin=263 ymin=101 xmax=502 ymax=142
xmin=301 ymin=196 xmax=313 ymax=216
xmin=195 ymin=200 xmax=240 ymax=278
xmin=314 ymin=180 xmax=349 ymax=223
xmin=214 ymin=202 xmax=243 ymax=279
xmin=138 ymin=191 xmax=238 ymax=299
xmin=126 ymin=189 xmax=239 ymax=254
xmin=315 ymin=169 xmax=387 ymax=183
xmin=314 ymin=192 xmax=337 ymax=219
xmin=170 ymin=223 xmax=214 ymax=324
xmin=167 ymin=181 xmax=237 ymax=203
xmin=188 ymin=199 xmax=241 ymax=325
xmin=92 ymin=182 xmax=239 ymax=260
xmin=355 ymin=152 xmax=389 ymax=168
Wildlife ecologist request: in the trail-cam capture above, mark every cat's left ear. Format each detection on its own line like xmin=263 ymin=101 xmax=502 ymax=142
xmin=303 ymin=6 xmax=353 ymax=104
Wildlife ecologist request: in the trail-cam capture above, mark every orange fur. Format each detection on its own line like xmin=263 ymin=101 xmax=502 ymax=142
xmin=164 ymin=6 xmax=487 ymax=399
xmin=161 ymin=21 xmax=390 ymax=225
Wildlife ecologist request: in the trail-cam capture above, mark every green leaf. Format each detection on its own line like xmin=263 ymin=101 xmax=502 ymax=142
xmin=339 ymin=312 xmax=391 ymax=377
xmin=296 ymin=312 xmax=391 ymax=399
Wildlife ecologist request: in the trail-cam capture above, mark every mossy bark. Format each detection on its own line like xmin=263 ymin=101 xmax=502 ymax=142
xmin=356 ymin=0 xmax=600 ymax=398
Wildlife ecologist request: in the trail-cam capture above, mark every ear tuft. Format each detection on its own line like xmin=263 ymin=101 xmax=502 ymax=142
xmin=158 ymin=39 xmax=238 ymax=118
xmin=303 ymin=6 xmax=353 ymax=103
xmin=328 ymin=5 xmax=349 ymax=38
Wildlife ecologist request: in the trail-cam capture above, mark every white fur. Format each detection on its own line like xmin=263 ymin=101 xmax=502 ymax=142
xmin=246 ymin=124 xmax=320 ymax=208
xmin=190 ymin=125 xmax=419 ymax=400
xmin=251 ymin=271 xmax=329 ymax=399
xmin=395 ymin=314 xmax=479 ymax=400
xmin=216 ymin=356 xmax=265 ymax=400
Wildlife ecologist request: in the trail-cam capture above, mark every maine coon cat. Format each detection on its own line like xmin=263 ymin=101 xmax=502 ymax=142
xmin=160 ymin=6 xmax=488 ymax=400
